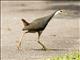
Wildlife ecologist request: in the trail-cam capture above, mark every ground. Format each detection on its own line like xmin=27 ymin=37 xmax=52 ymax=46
xmin=1 ymin=1 xmax=80 ymax=60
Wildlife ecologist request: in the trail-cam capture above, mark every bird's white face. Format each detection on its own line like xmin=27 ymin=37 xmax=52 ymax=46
xmin=54 ymin=10 xmax=63 ymax=16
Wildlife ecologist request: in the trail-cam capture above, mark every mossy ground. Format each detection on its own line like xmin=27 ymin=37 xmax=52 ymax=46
xmin=44 ymin=51 xmax=80 ymax=60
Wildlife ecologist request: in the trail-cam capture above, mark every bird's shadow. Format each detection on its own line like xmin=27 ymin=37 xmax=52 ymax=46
xmin=32 ymin=48 xmax=68 ymax=51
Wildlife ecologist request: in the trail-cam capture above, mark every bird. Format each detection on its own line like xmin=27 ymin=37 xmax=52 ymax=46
xmin=17 ymin=9 xmax=63 ymax=50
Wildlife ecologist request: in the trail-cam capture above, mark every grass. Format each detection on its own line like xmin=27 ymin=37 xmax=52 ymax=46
xmin=44 ymin=51 xmax=80 ymax=60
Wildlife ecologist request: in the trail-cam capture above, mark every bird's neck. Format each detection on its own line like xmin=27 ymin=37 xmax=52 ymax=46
xmin=47 ymin=10 xmax=58 ymax=22
xmin=43 ymin=10 xmax=58 ymax=30
xmin=51 ymin=10 xmax=59 ymax=18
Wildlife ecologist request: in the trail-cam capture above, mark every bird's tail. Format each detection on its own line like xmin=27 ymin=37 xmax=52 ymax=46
xmin=21 ymin=19 xmax=30 ymax=26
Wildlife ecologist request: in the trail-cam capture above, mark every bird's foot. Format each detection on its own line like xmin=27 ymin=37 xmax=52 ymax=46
xmin=41 ymin=46 xmax=47 ymax=51
xmin=37 ymin=41 xmax=47 ymax=51
xmin=16 ymin=40 xmax=22 ymax=50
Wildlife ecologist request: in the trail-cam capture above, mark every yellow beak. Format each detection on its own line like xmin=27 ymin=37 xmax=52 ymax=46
xmin=63 ymin=12 xmax=68 ymax=15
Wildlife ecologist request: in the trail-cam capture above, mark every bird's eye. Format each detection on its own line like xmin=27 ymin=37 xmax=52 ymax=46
xmin=60 ymin=10 xmax=62 ymax=12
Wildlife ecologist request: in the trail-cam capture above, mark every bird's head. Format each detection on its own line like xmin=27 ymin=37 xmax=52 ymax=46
xmin=54 ymin=10 xmax=63 ymax=16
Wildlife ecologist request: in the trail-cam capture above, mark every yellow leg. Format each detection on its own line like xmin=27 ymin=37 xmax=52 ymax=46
xmin=16 ymin=32 xmax=26 ymax=50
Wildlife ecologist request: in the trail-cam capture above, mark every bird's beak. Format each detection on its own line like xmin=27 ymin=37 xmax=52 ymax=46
xmin=62 ymin=10 xmax=68 ymax=15
xmin=63 ymin=12 xmax=68 ymax=15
